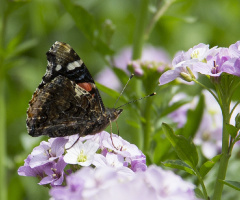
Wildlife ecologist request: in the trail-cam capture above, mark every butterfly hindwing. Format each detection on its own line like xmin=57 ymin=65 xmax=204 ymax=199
xmin=27 ymin=75 xmax=108 ymax=137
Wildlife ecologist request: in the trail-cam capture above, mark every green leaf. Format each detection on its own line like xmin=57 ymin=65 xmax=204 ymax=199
xmin=125 ymin=119 xmax=141 ymax=129
xmin=112 ymin=67 xmax=129 ymax=85
xmin=60 ymin=0 xmax=113 ymax=55
xmin=61 ymin=0 xmax=95 ymax=40
xmin=161 ymin=100 xmax=191 ymax=117
xmin=182 ymin=94 xmax=204 ymax=138
xmin=194 ymin=188 xmax=205 ymax=199
xmin=226 ymin=123 xmax=238 ymax=138
xmin=162 ymin=123 xmax=198 ymax=168
xmin=162 ymin=160 xmax=196 ymax=175
xmin=219 ymin=180 xmax=240 ymax=191
xmin=199 ymin=154 xmax=222 ymax=178
xmin=95 ymin=82 xmax=121 ymax=100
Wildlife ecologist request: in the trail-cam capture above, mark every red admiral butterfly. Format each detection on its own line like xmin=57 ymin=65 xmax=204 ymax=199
xmin=27 ymin=41 xmax=123 ymax=138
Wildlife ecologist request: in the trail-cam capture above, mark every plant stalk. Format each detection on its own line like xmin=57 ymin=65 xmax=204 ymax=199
xmin=131 ymin=0 xmax=149 ymax=149
xmin=212 ymin=94 xmax=231 ymax=200
xmin=0 ymin=80 xmax=7 ymax=200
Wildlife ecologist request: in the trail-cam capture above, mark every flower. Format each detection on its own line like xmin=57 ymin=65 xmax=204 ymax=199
xmin=159 ymin=63 xmax=197 ymax=85
xmin=50 ymin=165 xmax=197 ymax=200
xmin=130 ymin=154 xmax=147 ymax=172
xmin=64 ymin=140 xmax=99 ymax=166
xmin=93 ymin=153 xmax=125 ymax=168
xmin=144 ymin=166 xmax=196 ymax=200
xmin=159 ymin=41 xmax=240 ymax=85
xmin=18 ymin=154 xmax=51 ymax=178
xmin=229 ymin=41 xmax=240 ymax=58
xmin=39 ymin=156 xmax=67 ymax=186
xmin=159 ymin=43 xmax=217 ymax=85
xmin=18 ymin=154 xmax=67 ymax=186
xmin=50 ymin=170 xmax=85 ymax=200
xmin=29 ymin=137 xmax=68 ymax=168
xmin=18 ymin=137 xmax=68 ymax=185
xmin=102 ymin=133 xmax=144 ymax=158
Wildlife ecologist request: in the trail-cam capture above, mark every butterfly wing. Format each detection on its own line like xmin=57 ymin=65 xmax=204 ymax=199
xmin=27 ymin=75 xmax=110 ymax=137
xmin=39 ymin=41 xmax=105 ymax=112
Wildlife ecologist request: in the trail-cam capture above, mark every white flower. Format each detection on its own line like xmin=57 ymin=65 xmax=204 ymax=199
xmin=64 ymin=140 xmax=99 ymax=166
xmin=93 ymin=153 xmax=124 ymax=168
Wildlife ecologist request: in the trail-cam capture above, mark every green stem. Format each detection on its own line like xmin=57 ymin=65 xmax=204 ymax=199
xmin=144 ymin=0 xmax=175 ymax=40
xmin=0 ymin=80 xmax=6 ymax=200
xmin=212 ymin=94 xmax=231 ymax=200
xmin=131 ymin=0 xmax=149 ymax=149
xmin=195 ymin=169 xmax=208 ymax=200
xmin=132 ymin=0 xmax=149 ymax=60
xmin=143 ymin=97 xmax=154 ymax=152
xmin=0 ymin=2 xmax=7 ymax=199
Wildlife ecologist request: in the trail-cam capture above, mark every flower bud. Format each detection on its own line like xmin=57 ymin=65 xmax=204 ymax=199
xmin=186 ymin=66 xmax=196 ymax=79
xmin=180 ymin=72 xmax=193 ymax=82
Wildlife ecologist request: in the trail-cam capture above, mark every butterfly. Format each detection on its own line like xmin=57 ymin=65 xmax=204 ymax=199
xmin=26 ymin=41 xmax=123 ymax=138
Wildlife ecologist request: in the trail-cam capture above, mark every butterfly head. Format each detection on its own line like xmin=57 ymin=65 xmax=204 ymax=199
xmin=106 ymin=108 xmax=123 ymax=122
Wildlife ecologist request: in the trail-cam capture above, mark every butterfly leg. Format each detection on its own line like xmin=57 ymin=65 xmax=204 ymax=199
xmin=115 ymin=121 xmax=120 ymax=136
xmin=65 ymin=135 xmax=81 ymax=150
xmin=109 ymin=119 xmax=118 ymax=150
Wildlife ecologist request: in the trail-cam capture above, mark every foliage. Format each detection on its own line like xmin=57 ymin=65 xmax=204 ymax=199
xmin=1 ymin=0 xmax=240 ymax=199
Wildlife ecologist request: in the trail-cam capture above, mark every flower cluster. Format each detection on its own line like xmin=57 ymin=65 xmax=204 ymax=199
xmin=96 ymin=46 xmax=171 ymax=90
xmin=127 ymin=60 xmax=169 ymax=77
xmin=159 ymin=41 xmax=240 ymax=85
xmin=18 ymin=131 xmax=197 ymax=199
xmin=18 ymin=132 xmax=146 ymax=184
xmin=50 ymin=165 xmax=197 ymax=200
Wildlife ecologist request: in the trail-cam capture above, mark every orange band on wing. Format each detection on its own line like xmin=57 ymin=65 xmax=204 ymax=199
xmin=78 ymin=82 xmax=93 ymax=92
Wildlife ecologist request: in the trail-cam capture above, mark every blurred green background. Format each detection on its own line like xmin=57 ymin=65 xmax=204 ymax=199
xmin=1 ymin=0 xmax=240 ymax=199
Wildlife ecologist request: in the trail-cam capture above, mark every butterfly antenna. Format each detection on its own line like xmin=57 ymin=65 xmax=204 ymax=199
xmin=116 ymin=92 xmax=156 ymax=109
xmin=113 ymin=74 xmax=134 ymax=108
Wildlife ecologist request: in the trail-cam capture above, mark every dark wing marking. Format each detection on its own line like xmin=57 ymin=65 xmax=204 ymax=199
xmin=39 ymin=41 xmax=105 ymax=112
xmin=27 ymin=76 xmax=109 ymax=137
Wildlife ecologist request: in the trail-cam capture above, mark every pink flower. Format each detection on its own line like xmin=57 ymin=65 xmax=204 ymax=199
xmin=50 ymin=165 xmax=197 ymax=200
xmin=160 ymin=41 xmax=240 ymax=85
xmin=29 ymin=137 xmax=68 ymax=168
xmin=39 ymin=156 xmax=67 ymax=186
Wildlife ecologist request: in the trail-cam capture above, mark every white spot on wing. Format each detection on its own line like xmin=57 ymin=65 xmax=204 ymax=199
xmin=67 ymin=60 xmax=83 ymax=71
xmin=55 ymin=64 xmax=62 ymax=71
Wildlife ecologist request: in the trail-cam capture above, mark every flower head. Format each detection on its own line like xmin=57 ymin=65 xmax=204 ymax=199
xmin=50 ymin=165 xmax=197 ymax=200
xmin=50 ymin=169 xmax=85 ymax=200
xmin=29 ymin=137 xmax=68 ymax=168
xmin=18 ymin=154 xmax=51 ymax=178
xmin=39 ymin=156 xmax=67 ymax=186
xmin=64 ymin=140 xmax=99 ymax=166
xmin=160 ymin=41 xmax=240 ymax=85
xmin=229 ymin=41 xmax=240 ymax=57
xmin=96 ymin=46 xmax=170 ymax=90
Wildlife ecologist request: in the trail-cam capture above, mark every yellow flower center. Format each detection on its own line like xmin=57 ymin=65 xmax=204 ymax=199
xmin=77 ymin=150 xmax=87 ymax=162
xmin=191 ymin=50 xmax=199 ymax=59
